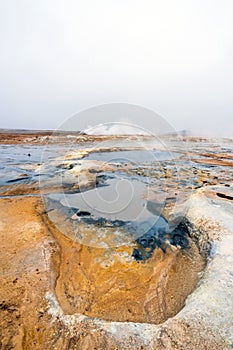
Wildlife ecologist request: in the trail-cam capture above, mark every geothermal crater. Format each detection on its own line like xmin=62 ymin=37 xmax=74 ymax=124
xmin=41 ymin=148 xmax=206 ymax=324
xmin=1 ymin=135 xmax=232 ymax=349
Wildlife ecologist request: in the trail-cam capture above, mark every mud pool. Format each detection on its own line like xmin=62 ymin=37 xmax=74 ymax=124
xmin=40 ymin=147 xmax=190 ymax=254
xmin=46 ymin=169 xmax=190 ymax=263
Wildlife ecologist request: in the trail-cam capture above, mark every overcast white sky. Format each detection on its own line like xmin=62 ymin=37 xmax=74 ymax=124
xmin=0 ymin=0 xmax=232 ymax=136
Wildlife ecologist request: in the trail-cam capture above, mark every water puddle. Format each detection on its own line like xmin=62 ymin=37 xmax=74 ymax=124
xmin=86 ymin=149 xmax=180 ymax=163
xmin=47 ymin=171 xmax=170 ymax=249
xmin=0 ymin=144 xmax=74 ymax=187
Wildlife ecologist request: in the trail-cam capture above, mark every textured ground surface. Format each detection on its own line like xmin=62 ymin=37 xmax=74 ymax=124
xmin=0 ymin=187 xmax=232 ymax=349
xmin=0 ymin=135 xmax=232 ymax=349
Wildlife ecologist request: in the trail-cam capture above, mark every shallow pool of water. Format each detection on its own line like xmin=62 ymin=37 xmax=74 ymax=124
xmin=86 ymin=149 xmax=180 ymax=163
xmin=46 ymin=170 xmax=170 ymax=249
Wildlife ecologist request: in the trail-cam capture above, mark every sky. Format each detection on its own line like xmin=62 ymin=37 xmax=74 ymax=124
xmin=0 ymin=0 xmax=232 ymax=136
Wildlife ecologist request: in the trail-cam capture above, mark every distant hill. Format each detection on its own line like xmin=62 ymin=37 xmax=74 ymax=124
xmin=0 ymin=128 xmax=83 ymax=135
xmin=0 ymin=127 xmax=192 ymax=137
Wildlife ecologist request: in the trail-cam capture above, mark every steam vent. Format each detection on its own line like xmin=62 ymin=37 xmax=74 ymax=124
xmin=0 ymin=133 xmax=232 ymax=349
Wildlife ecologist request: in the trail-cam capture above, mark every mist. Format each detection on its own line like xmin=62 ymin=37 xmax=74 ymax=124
xmin=0 ymin=0 xmax=232 ymax=136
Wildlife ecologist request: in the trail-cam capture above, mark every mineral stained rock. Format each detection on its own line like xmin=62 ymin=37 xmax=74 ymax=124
xmin=0 ymin=185 xmax=233 ymax=349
